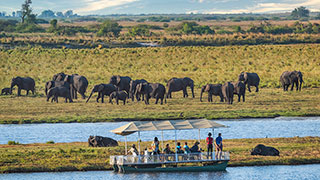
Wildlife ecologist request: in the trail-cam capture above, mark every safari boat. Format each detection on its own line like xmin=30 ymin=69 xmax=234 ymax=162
xmin=110 ymin=119 xmax=229 ymax=173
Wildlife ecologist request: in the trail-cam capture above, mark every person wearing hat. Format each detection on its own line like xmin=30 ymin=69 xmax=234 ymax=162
xmin=206 ymin=132 xmax=213 ymax=159
xmin=190 ymin=141 xmax=200 ymax=153
xmin=128 ymin=144 xmax=138 ymax=156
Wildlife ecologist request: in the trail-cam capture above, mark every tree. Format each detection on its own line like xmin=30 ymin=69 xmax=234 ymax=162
xmin=50 ymin=19 xmax=58 ymax=29
xmin=97 ymin=20 xmax=121 ymax=37
xmin=56 ymin=12 xmax=64 ymax=17
xmin=39 ymin=10 xmax=55 ymax=18
xmin=21 ymin=0 xmax=32 ymax=23
xmin=291 ymin=6 xmax=310 ymax=19
xmin=64 ymin=10 xmax=73 ymax=18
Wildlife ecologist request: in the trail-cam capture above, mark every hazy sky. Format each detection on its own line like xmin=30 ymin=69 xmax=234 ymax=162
xmin=0 ymin=0 xmax=319 ymax=15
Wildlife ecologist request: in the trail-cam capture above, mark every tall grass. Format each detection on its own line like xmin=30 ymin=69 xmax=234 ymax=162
xmin=0 ymin=45 xmax=320 ymax=123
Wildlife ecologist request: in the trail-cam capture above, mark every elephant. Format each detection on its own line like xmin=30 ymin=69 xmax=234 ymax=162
xmin=129 ymin=79 xmax=148 ymax=101
xmin=10 ymin=76 xmax=35 ymax=96
xmin=109 ymin=75 xmax=132 ymax=94
xmin=45 ymin=81 xmax=71 ymax=96
xmin=88 ymin=136 xmax=118 ymax=147
xmin=86 ymin=84 xmax=117 ymax=103
xmin=238 ymin=72 xmax=260 ymax=92
xmin=1 ymin=87 xmax=12 ymax=95
xmin=64 ymin=74 xmax=89 ymax=99
xmin=52 ymin=72 xmax=66 ymax=81
xmin=52 ymin=72 xmax=89 ymax=99
xmin=200 ymin=84 xmax=224 ymax=102
xmin=136 ymin=83 xmax=166 ymax=105
xmin=251 ymin=144 xmax=280 ymax=156
xmin=166 ymin=77 xmax=194 ymax=98
xmin=280 ymin=71 xmax=303 ymax=91
xmin=222 ymin=82 xmax=234 ymax=104
xmin=46 ymin=86 xmax=73 ymax=103
xmin=232 ymin=81 xmax=246 ymax=102
xmin=109 ymin=90 xmax=128 ymax=105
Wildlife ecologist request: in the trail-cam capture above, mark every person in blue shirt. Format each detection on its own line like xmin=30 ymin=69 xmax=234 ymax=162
xmin=184 ymin=142 xmax=191 ymax=154
xmin=215 ymin=133 xmax=223 ymax=159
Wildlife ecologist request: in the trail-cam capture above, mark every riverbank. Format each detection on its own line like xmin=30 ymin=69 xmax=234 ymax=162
xmin=1 ymin=137 xmax=319 ymax=173
xmin=1 ymin=88 xmax=320 ymax=124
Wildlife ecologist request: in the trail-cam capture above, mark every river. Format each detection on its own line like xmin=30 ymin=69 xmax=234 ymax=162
xmin=0 ymin=116 xmax=319 ymax=144
xmin=1 ymin=164 xmax=319 ymax=180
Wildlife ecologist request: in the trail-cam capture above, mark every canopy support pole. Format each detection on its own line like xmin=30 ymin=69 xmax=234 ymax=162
xmin=161 ymin=130 xmax=164 ymax=153
xmin=125 ymin=136 xmax=127 ymax=155
xmin=175 ymin=130 xmax=178 ymax=162
xmin=138 ymin=131 xmax=141 ymax=161
xmin=198 ymin=129 xmax=201 ymax=149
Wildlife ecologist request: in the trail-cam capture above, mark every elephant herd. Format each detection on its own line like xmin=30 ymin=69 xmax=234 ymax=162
xmin=3 ymin=70 xmax=304 ymax=105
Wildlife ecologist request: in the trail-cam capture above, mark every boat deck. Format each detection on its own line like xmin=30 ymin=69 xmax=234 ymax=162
xmin=110 ymin=152 xmax=230 ymax=166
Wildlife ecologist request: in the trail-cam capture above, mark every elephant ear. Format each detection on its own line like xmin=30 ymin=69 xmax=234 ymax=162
xmin=205 ymin=84 xmax=211 ymax=92
xmin=116 ymin=76 xmax=121 ymax=85
xmin=98 ymin=84 xmax=104 ymax=92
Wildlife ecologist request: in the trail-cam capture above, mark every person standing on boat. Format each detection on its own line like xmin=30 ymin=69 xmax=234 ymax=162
xmin=215 ymin=133 xmax=223 ymax=160
xmin=152 ymin=137 xmax=160 ymax=155
xmin=206 ymin=132 xmax=214 ymax=159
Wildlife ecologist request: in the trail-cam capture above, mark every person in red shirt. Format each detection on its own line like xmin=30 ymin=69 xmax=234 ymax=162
xmin=206 ymin=132 xmax=213 ymax=159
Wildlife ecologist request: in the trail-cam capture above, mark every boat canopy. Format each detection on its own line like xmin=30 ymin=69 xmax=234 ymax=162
xmin=110 ymin=119 xmax=227 ymax=136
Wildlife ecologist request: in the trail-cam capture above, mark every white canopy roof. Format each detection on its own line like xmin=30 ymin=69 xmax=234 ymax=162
xmin=110 ymin=119 xmax=227 ymax=136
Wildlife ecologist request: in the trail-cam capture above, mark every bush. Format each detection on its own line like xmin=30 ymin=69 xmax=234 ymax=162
xmin=8 ymin=141 xmax=20 ymax=145
xmin=97 ymin=20 xmax=121 ymax=37
xmin=46 ymin=140 xmax=55 ymax=144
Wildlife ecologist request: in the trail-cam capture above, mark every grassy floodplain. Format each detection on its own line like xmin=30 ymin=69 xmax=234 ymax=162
xmin=0 ymin=44 xmax=320 ymax=123
xmin=0 ymin=137 xmax=319 ymax=173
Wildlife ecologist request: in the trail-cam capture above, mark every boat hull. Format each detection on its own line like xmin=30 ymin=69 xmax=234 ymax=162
xmin=117 ymin=160 xmax=228 ymax=173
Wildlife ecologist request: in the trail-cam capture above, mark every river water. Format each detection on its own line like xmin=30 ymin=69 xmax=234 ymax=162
xmin=0 ymin=117 xmax=319 ymax=144
xmin=1 ymin=164 xmax=320 ymax=180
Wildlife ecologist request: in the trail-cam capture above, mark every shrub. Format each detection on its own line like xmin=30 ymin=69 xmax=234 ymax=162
xmin=8 ymin=141 xmax=20 ymax=145
xmin=46 ymin=140 xmax=55 ymax=144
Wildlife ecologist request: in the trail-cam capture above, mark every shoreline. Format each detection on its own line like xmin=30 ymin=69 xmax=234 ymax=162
xmin=1 ymin=137 xmax=319 ymax=174
xmin=1 ymin=114 xmax=320 ymax=125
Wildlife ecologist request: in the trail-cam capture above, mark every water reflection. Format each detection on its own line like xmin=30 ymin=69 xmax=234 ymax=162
xmin=1 ymin=164 xmax=320 ymax=180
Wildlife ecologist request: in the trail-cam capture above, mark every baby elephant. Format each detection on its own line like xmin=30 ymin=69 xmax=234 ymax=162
xmin=1 ymin=88 xmax=12 ymax=95
xmin=109 ymin=91 xmax=128 ymax=105
xmin=47 ymin=86 xmax=73 ymax=103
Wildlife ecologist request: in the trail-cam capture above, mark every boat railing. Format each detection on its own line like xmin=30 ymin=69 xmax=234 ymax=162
xmin=110 ymin=151 xmax=229 ymax=165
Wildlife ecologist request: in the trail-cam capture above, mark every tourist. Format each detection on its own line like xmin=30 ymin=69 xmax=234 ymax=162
xmin=206 ymin=132 xmax=213 ymax=159
xmin=176 ymin=142 xmax=184 ymax=153
xmin=190 ymin=141 xmax=201 ymax=153
xmin=215 ymin=133 xmax=223 ymax=159
xmin=152 ymin=137 xmax=160 ymax=155
xmin=163 ymin=144 xmax=173 ymax=154
xmin=184 ymin=142 xmax=191 ymax=154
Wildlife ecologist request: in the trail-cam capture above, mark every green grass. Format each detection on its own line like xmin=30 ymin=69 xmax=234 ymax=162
xmin=0 ymin=137 xmax=319 ymax=173
xmin=0 ymin=44 xmax=320 ymax=123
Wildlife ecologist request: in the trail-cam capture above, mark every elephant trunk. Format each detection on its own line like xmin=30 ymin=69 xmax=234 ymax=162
xmin=299 ymin=79 xmax=304 ymax=91
xmin=86 ymin=90 xmax=94 ymax=103
xmin=10 ymin=82 xmax=15 ymax=93
xmin=200 ymin=87 xmax=204 ymax=102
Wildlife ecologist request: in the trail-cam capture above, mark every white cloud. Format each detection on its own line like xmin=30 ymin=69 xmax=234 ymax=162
xmin=204 ymin=0 xmax=320 ymax=14
xmin=75 ymin=0 xmax=139 ymax=13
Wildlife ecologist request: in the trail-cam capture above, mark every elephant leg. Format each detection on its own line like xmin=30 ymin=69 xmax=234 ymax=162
xmin=109 ymin=98 xmax=113 ymax=104
xmin=32 ymin=89 xmax=35 ymax=95
xmin=296 ymin=82 xmax=299 ymax=91
xmin=123 ymin=100 xmax=125 ymax=105
xmin=247 ymin=84 xmax=251 ymax=92
xmin=56 ymin=96 xmax=59 ymax=103
xmin=183 ymin=88 xmax=188 ymax=98
xmin=69 ymin=97 xmax=73 ymax=103
xmin=116 ymin=98 xmax=119 ymax=105
xmin=155 ymin=97 xmax=159 ymax=104
xmin=80 ymin=92 xmax=86 ymax=99
xmin=101 ymin=95 xmax=105 ymax=103
xmin=255 ymin=85 xmax=259 ymax=92
xmin=290 ymin=83 xmax=294 ymax=91
xmin=65 ymin=97 xmax=68 ymax=103
xmin=96 ymin=93 xmax=101 ymax=103
xmin=242 ymin=94 xmax=245 ymax=102
xmin=18 ymin=88 xmax=21 ymax=96
xmin=160 ymin=98 xmax=163 ymax=105
xmin=238 ymin=95 xmax=240 ymax=102
xmin=26 ymin=90 xmax=29 ymax=95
